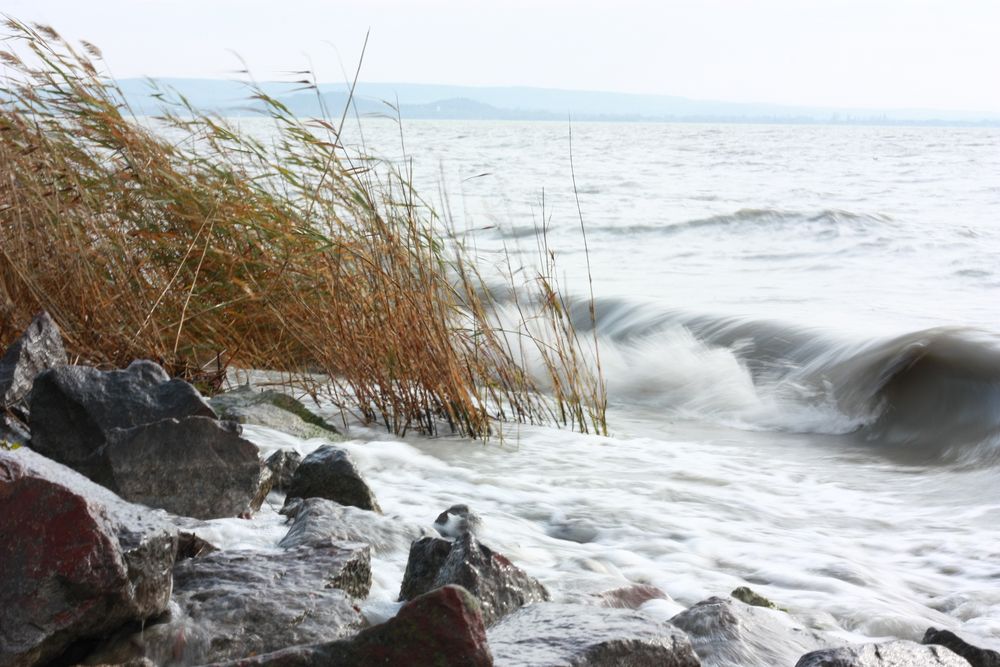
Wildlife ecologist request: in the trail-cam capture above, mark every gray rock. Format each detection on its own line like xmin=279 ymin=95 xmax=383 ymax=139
xmin=279 ymin=497 xmax=428 ymax=553
xmin=85 ymin=544 xmax=370 ymax=666
xmin=596 ymin=584 xmax=670 ymax=609
xmin=923 ymin=628 xmax=1000 ymax=667
xmin=282 ymin=445 xmax=381 ymax=513
xmin=0 ymin=311 xmax=67 ymax=409
xmin=796 ymin=640 xmax=970 ymax=667
xmin=28 ymin=361 xmax=216 ymax=478
xmin=489 ymin=603 xmax=700 ymax=667
xmin=399 ymin=533 xmax=549 ymax=626
xmin=671 ymin=596 xmax=832 ymax=667
xmin=434 ymin=503 xmax=482 ymax=537
xmin=0 ymin=448 xmax=177 ymax=667
xmin=207 ymin=585 xmax=493 ymax=667
xmin=265 ymin=449 xmax=302 ymax=491
xmin=104 ymin=416 xmax=266 ymax=519
xmin=1 ymin=412 xmax=30 ymax=447
xmin=210 ymin=385 xmax=341 ymax=439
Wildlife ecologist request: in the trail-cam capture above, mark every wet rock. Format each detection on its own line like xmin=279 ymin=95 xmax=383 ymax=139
xmin=1 ymin=412 xmax=30 ymax=447
xmin=399 ymin=533 xmax=549 ymax=626
xmin=545 ymin=517 xmax=600 ymax=544
xmin=28 ymin=361 xmax=216 ymax=478
xmin=671 ymin=596 xmax=831 ymax=667
xmin=210 ymin=585 xmax=492 ymax=667
xmin=731 ymin=586 xmax=780 ymax=610
xmin=923 ymin=628 xmax=1000 ymax=667
xmin=176 ymin=531 xmax=219 ymax=560
xmin=86 ymin=544 xmax=370 ymax=665
xmin=210 ymin=385 xmax=341 ymax=439
xmin=796 ymin=640 xmax=970 ymax=666
xmin=0 ymin=311 xmax=67 ymax=409
xmin=435 ymin=503 xmax=482 ymax=537
xmin=282 ymin=444 xmax=381 ymax=513
xmin=265 ymin=449 xmax=302 ymax=491
xmin=0 ymin=448 xmax=176 ymax=667
xmin=489 ymin=602 xmax=700 ymax=667
xmin=105 ymin=417 xmax=265 ymax=519
xmin=596 ymin=583 xmax=670 ymax=609
xmin=279 ymin=497 xmax=427 ymax=552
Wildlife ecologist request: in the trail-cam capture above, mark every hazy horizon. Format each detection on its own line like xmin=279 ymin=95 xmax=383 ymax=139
xmin=6 ymin=0 xmax=1000 ymax=114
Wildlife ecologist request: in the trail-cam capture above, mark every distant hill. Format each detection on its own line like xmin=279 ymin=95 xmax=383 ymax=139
xmin=115 ymin=78 xmax=1000 ymax=126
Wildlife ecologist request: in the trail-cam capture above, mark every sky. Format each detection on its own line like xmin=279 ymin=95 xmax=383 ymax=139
xmin=5 ymin=0 xmax=1000 ymax=112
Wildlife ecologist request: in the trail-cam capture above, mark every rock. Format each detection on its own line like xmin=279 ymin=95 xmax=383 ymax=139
xmin=104 ymin=417 xmax=266 ymax=519
xmin=1 ymin=412 xmax=30 ymax=447
xmin=210 ymin=385 xmax=341 ymax=439
xmin=434 ymin=503 xmax=482 ymax=537
xmin=209 ymin=585 xmax=492 ymax=667
xmin=731 ymin=586 xmax=780 ymax=610
xmin=923 ymin=628 xmax=1000 ymax=667
xmin=176 ymin=531 xmax=218 ymax=560
xmin=399 ymin=533 xmax=549 ymax=626
xmin=489 ymin=602 xmax=700 ymax=667
xmin=279 ymin=497 xmax=428 ymax=553
xmin=85 ymin=544 xmax=370 ymax=665
xmin=671 ymin=596 xmax=832 ymax=667
xmin=596 ymin=584 xmax=670 ymax=609
xmin=796 ymin=640 xmax=970 ymax=666
xmin=282 ymin=445 xmax=381 ymax=513
xmin=265 ymin=449 xmax=302 ymax=491
xmin=399 ymin=536 xmax=456 ymax=601
xmin=28 ymin=361 xmax=216 ymax=478
xmin=0 ymin=448 xmax=176 ymax=667
xmin=0 ymin=311 xmax=67 ymax=409
xmin=545 ymin=517 xmax=599 ymax=544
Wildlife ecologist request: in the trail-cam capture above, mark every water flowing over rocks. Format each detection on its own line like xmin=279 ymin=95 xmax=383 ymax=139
xmin=265 ymin=449 xmax=302 ymax=491
xmin=209 ymin=384 xmax=341 ymax=440
xmin=0 ymin=448 xmax=176 ymax=667
xmin=671 ymin=596 xmax=832 ymax=667
xmin=434 ymin=503 xmax=482 ymax=537
xmin=488 ymin=602 xmax=701 ymax=667
xmin=399 ymin=532 xmax=550 ymax=626
xmin=596 ymin=583 xmax=671 ymax=609
xmin=279 ymin=496 xmax=428 ymax=552
xmin=0 ymin=311 xmax=67 ymax=409
xmin=923 ymin=628 xmax=1000 ymax=667
xmin=282 ymin=444 xmax=381 ymax=512
xmin=795 ymin=640 xmax=971 ymax=666
xmin=28 ymin=360 xmax=217 ymax=479
xmin=209 ymin=585 xmax=493 ymax=667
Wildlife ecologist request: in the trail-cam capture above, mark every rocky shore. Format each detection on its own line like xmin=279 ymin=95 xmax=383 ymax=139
xmin=2 ymin=312 xmax=998 ymax=667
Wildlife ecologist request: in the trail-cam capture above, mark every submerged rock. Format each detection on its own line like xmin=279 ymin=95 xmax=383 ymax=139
xmin=923 ymin=628 xmax=1000 ymax=667
xmin=434 ymin=503 xmax=482 ymax=537
xmin=279 ymin=497 xmax=427 ymax=552
xmin=282 ymin=444 xmax=381 ymax=513
xmin=86 ymin=544 xmax=370 ymax=665
xmin=105 ymin=417 xmax=266 ymax=519
xmin=0 ymin=311 xmax=67 ymax=409
xmin=265 ymin=449 xmax=302 ymax=492
xmin=796 ymin=640 xmax=970 ymax=666
xmin=399 ymin=533 xmax=549 ymax=626
xmin=28 ymin=361 xmax=216 ymax=478
xmin=210 ymin=384 xmax=341 ymax=439
xmin=671 ymin=596 xmax=831 ymax=667
xmin=210 ymin=585 xmax=493 ymax=667
xmin=0 ymin=448 xmax=177 ymax=667
xmin=596 ymin=584 xmax=671 ymax=610
xmin=488 ymin=602 xmax=700 ymax=667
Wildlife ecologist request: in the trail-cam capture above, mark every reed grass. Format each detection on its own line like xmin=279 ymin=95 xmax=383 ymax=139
xmin=0 ymin=19 xmax=607 ymax=438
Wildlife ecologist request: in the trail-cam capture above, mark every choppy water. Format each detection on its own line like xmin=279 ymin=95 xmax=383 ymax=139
xmin=225 ymin=119 xmax=1000 ymax=653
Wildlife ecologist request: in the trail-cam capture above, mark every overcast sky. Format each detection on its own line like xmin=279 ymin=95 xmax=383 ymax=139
xmin=5 ymin=0 xmax=1000 ymax=112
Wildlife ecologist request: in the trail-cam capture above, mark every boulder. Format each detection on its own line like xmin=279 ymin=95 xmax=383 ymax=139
xmin=0 ymin=448 xmax=176 ymax=667
xmin=28 ymin=361 xmax=216 ymax=478
xmin=279 ymin=497 xmax=428 ymax=552
xmin=84 ymin=544 xmax=370 ymax=665
xmin=923 ymin=628 xmax=1000 ymax=667
xmin=488 ymin=602 xmax=700 ymax=667
xmin=104 ymin=417 xmax=266 ymax=519
xmin=282 ymin=445 xmax=381 ymax=513
xmin=795 ymin=640 xmax=970 ymax=667
xmin=265 ymin=449 xmax=302 ymax=492
xmin=434 ymin=503 xmax=482 ymax=537
xmin=671 ymin=596 xmax=831 ymax=667
xmin=0 ymin=311 xmax=67 ymax=409
xmin=596 ymin=584 xmax=670 ymax=609
xmin=210 ymin=385 xmax=341 ymax=439
xmin=209 ymin=585 xmax=492 ymax=667
xmin=399 ymin=533 xmax=549 ymax=626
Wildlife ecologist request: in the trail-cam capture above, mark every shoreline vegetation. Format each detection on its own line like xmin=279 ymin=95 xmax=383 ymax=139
xmin=0 ymin=19 xmax=607 ymax=439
